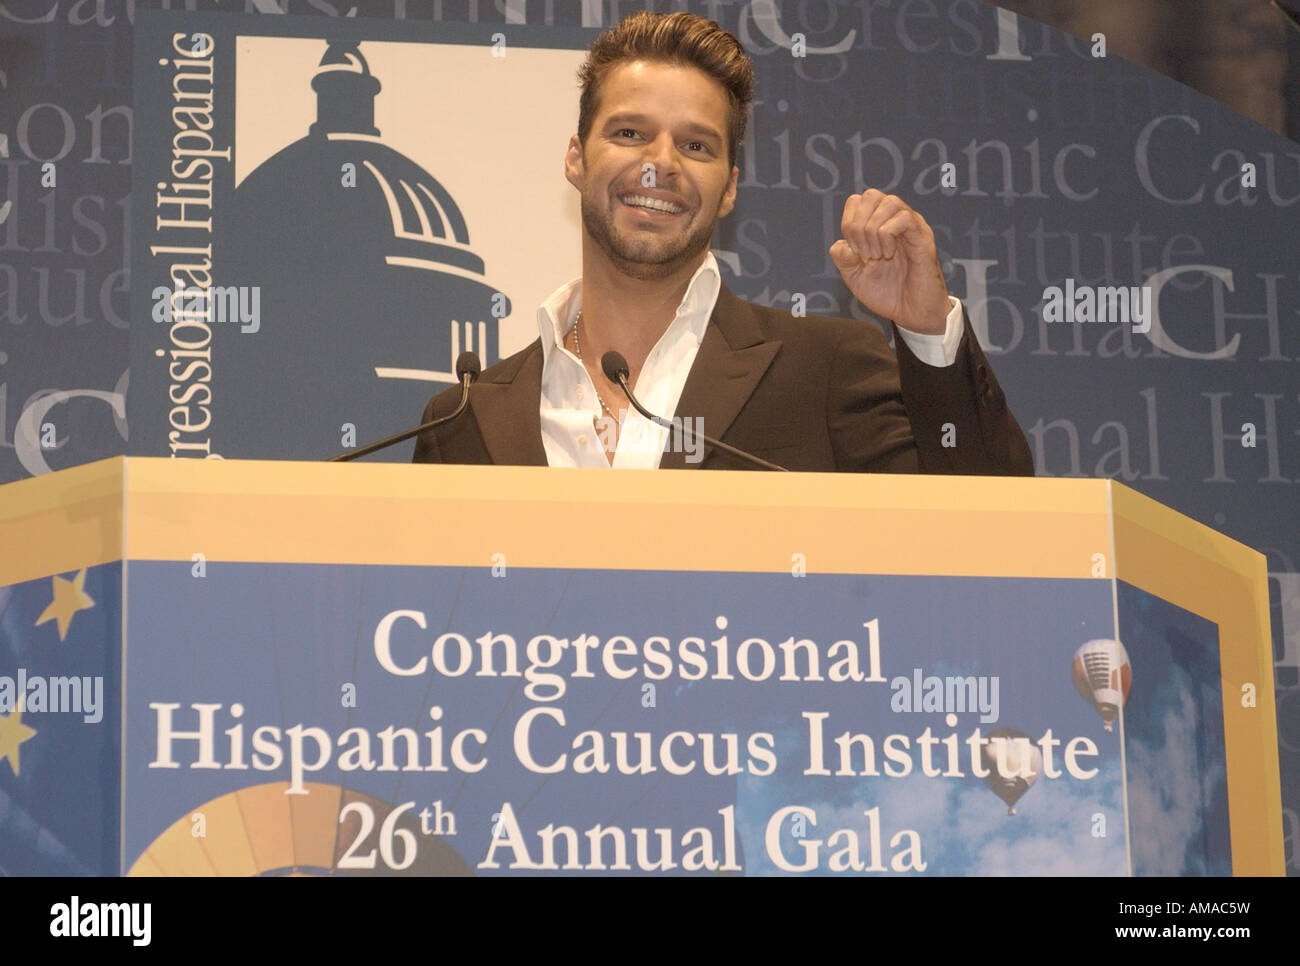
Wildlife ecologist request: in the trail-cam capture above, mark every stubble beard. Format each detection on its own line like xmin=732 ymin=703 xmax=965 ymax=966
xmin=581 ymin=190 xmax=720 ymax=282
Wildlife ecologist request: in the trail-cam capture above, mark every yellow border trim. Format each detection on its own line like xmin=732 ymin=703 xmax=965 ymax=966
xmin=1111 ymin=482 xmax=1282 ymax=875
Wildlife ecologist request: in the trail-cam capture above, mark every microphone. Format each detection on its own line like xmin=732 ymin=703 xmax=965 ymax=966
xmin=327 ymin=351 xmax=481 ymax=462
xmin=600 ymin=351 xmax=788 ymax=472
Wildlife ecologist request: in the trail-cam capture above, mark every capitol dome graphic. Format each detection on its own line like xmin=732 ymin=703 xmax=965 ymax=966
xmin=222 ymin=40 xmax=509 ymax=459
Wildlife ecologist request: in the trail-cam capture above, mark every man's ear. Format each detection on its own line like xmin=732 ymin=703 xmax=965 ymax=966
xmin=563 ymin=134 xmax=584 ymax=190
xmin=718 ymin=164 xmax=739 ymax=219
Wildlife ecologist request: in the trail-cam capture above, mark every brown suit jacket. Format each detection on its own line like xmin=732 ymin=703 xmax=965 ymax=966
xmin=412 ymin=283 xmax=1033 ymax=474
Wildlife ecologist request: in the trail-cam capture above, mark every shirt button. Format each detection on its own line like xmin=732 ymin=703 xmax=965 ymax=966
xmin=578 ymin=435 xmax=588 ymax=446
xmin=576 ymin=386 xmax=584 ymax=399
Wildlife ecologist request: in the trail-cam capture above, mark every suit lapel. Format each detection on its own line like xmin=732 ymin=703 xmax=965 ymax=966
xmin=660 ymin=283 xmax=780 ymax=470
xmin=468 ymin=343 xmax=549 ymax=466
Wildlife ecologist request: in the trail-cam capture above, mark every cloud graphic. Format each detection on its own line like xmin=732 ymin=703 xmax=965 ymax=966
xmin=1125 ymin=665 xmax=1227 ymax=875
xmin=736 ymin=752 xmax=1126 ymax=875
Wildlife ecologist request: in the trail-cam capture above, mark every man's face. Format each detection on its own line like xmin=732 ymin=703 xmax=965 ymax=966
xmin=565 ymin=60 xmax=739 ymax=281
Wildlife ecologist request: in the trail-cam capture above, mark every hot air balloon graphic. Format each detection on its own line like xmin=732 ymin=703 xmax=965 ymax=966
xmin=981 ymin=728 xmax=1042 ymax=815
xmin=1071 ymin=638 xmax=1132 ymax=732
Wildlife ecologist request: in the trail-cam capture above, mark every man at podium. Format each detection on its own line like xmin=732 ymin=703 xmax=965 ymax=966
xmin=413 ymin=12 xmax=1033 ymax=476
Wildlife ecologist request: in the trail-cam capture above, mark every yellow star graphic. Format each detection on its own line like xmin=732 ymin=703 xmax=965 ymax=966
xmin=0 ymin=709 xmax=36 ymax=776
xmin=35 ymin=568 xmax=95 ymax=642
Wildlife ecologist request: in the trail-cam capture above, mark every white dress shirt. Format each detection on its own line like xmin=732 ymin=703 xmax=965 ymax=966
xmin=536 ymin=251 xmax=965 ymax=469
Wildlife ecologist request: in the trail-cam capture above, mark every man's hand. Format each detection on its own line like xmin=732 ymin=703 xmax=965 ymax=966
xmin=829 ymin=189 xmax=950 ymax=335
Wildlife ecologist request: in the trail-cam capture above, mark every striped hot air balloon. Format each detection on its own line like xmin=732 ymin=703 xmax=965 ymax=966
xmin=1071 ymin=638 xmax=1132 ymax=732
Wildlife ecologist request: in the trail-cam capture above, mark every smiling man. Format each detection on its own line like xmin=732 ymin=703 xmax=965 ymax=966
xmin=413 ymin=12 xmax=1033 ymax=475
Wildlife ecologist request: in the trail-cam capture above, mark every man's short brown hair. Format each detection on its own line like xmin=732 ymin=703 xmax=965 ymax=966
xmin=576 ymin=11 xmax=755 ymax=170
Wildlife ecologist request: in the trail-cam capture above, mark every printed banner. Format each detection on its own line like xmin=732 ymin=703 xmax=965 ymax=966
xmin=0 ymin=563 xmax=121 ymax=876
xmin=118 ymin=564 xmax=1226 ymax=876
xmin=129 ymin=15 xmax=592 ymax=461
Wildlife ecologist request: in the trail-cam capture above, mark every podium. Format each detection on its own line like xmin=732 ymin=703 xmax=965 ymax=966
xmin=0 ymin=457 xmax=1282 ymax=875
